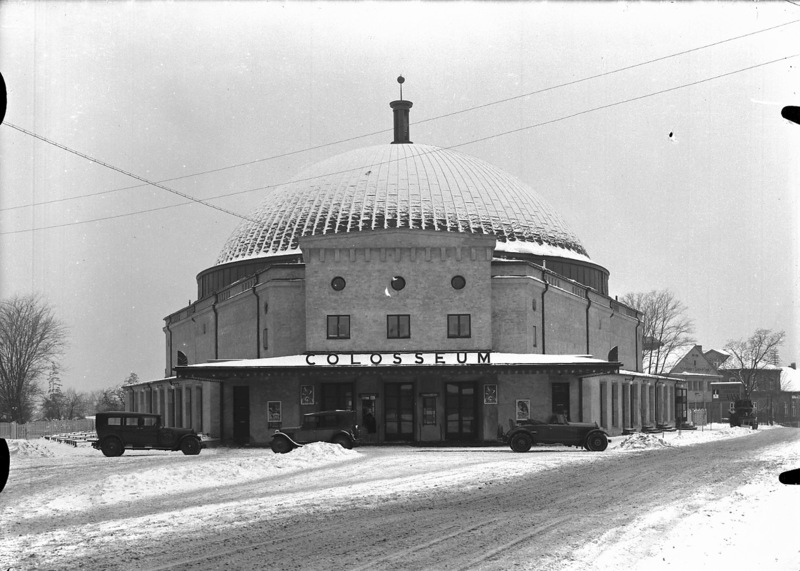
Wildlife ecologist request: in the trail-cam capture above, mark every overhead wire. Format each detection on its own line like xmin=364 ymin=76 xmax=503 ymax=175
xmin=3 ymin=123 xmax=257 ymax=223
xmin=2 ymin=52 xmax=797 ymax=236
xmin=2 ymin=17 xmax=798 ymax=214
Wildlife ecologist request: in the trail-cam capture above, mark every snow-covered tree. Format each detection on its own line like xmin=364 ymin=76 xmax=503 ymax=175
xmin=620 ymin=289 xmax=696 ymax=375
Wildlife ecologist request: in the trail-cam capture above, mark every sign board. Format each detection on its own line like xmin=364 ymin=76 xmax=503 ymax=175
xmin=304 ymin=351 xmax=491 ymax=366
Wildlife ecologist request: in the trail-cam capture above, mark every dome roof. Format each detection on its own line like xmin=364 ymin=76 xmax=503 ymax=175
xmin=216 ymin=143 xmax=591 ymax=265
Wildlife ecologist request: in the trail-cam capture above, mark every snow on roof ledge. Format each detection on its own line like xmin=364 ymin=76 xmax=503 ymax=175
xmin=177 ymin=352 xmax=616 ymax=370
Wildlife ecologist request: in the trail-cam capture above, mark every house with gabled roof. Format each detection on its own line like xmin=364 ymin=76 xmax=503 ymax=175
xmin=666 ymin=345 xmax=722 ymax=423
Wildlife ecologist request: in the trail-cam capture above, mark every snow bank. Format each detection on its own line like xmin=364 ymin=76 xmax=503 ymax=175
xmin=7 ymin=439 xmax=56 ymax=458
xmin=288 ymin=441 xmax=360 ymax=459
xmin=618 ymin=433 xmax=673 ymax=449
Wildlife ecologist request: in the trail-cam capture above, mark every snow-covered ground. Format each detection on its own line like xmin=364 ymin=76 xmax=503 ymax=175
xmin=2 ymin=424 xmax=798 ymax=570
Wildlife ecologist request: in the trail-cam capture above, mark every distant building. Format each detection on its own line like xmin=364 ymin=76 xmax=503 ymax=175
xmin=127 ymin=90 xmax=683 ymax=444
xmin=665 ymin=345 xmax=721 ymax=422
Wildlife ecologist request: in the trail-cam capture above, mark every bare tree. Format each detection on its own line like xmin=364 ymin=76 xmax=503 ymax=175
xmin=723 ymin=328 xmax=786 ymax=398
xmin=620 ymin=289 xmax=696 ymax=375
xmin=0 ymin=295 xmax=68 ymax=423
xmin=61 ymin=388 xmax=88 ymax=420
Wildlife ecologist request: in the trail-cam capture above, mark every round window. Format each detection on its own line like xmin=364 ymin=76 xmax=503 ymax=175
xmin=451 ymin=275 xmax=466 ymax=290
xmin=390 ymin=276 xmax=406 ymax=291
xmin=331 ymin=277 xmax=346 ymax=291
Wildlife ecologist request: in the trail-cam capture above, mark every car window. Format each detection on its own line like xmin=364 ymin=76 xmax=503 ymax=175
xmin=124 ymin=417 xmax=140 ymax=426
xmin=107 ymin=417 xmax=122 ymax=426
xmin=320 ymin=415 xmax=340 ymax=428
xmin=142 ymin=417 xmax=158 ymax=427
xmin=302 ymin=415 xmax=319 ymax=429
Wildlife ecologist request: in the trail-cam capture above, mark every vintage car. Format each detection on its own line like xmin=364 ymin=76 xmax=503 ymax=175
xmin=270 ymin=410 xmax=359 ymax=454
xmin=92 ymin=411 xmax=204 ymax=457
xmin=505 ymin=414 xmax=610 ymax=452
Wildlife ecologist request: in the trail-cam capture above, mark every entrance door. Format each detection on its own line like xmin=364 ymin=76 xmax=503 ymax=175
xmin=445 ymin=382 xmax=477 ymax=441
xmin=385 ymin=383 xmax=414 ymax=441
xmin=551 ymin=382 xmax=570 ymax=420
xmin=232 ymin=386 xmax=250 ymax=445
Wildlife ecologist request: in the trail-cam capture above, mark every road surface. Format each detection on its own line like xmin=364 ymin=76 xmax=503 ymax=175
xmin=3 ymin=427 xmax=799 ymax=570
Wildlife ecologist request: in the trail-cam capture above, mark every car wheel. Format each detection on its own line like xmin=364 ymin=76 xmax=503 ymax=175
xmin=270 ymin=436 xmax=293 ymax=454
xmin=331 ymin=435 xmax=352 ymax=449
xmin=585 ymin=432 xmax=608 ymax=452
xmin=180 ymin=437 xmax=201 ymax=455
xmin=510 ymin=432 xmax=533 ymax=453
xmin=101 ymin=437 xmax=124 ymax=457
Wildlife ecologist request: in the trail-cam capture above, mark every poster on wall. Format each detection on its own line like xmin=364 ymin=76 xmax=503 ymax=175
xmin=484 ymin=384 xmax=498 ymax=405
xmin=516 ymin=399 xmax=530 ymax=421
xmin=300 ymin=385 xmax=314 ymax=405
xmin=267 ymin=401 xmax=282 ymax=428
xmin=268 ymin=401 xmax=282 ymax=423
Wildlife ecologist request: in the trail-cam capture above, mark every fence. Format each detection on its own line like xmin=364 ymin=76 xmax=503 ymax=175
xmin=0 ymin=418 xmax=95 ymax=439
xmin=689 ymin=409 xmax=707 ymax=426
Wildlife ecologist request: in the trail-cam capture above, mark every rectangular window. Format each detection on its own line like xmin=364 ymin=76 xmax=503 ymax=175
xmin=263 ymin=328 xmax=268 ymax=350
xmin=327 ymin=315 xmax=350 ymax=339
xmin=197 ymin=387 xmax=203 ymax=431
xmin=532 ymin=325 xmax=537 ymax=347
xmin=612 ymin=383 xmax=619 ymax=427
xmin=600 ymin=382 xmax=607 ymax=428
xmin=447 ymin=314 xmax=471 ymax=338
xmin=107 ymin=417 xmax=122 ymax=426
xmin=175 ymin=389 xmax=183 ymax=427
xmin=422 ymin=396 xmax=437 ymax=425
xmin=387 ymin=315 xmax=410 ymax=339
xmin=142 ymin=416 xmax=157 ymax=427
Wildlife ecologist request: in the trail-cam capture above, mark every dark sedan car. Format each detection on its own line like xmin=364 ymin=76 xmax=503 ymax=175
xmin=505 ymin=414 xmax=610 ymax=452
xmin=92 ymin=411 xmax=204 ymax=457
xmin=270 ymin=410 xmax=360 ymax=454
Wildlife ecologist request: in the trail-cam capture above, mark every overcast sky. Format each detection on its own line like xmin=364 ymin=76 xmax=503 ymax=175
xmin=1 ymin=2 xmax=798 ymax=393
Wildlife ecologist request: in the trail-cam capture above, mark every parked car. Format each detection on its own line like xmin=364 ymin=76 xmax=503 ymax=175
xmin=505 ymin=414 xmax=610 ymax=452
xmin=270 ymin=410 xmax=359 ymax=454
xmin=92 ymin=411 xmax=204 ymax=457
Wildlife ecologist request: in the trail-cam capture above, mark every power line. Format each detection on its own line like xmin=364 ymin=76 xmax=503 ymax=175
xmin=3 ymin=123 xmax=256 ymax=224
xmin=3 ymin=17 xmax=798 ymax=214
xmin=3 ymin=53 xmax=796 ymax=236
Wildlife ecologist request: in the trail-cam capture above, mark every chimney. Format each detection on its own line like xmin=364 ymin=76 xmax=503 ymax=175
xmin=791 ymin=362 xmax=797 ymax=370
xmin=390 ymin=75 xmax=413 ymax=144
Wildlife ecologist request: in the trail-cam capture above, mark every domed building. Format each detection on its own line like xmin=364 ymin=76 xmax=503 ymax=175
xmin=127 ymin=92 xmax=684 ymax=445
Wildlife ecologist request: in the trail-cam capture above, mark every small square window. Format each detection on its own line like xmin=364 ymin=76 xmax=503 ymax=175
xmin=327 ymin=315 xmax=350 ymax=339
xmin=387 ymin=315 xmax=410 ymax=339
xmin=447 ymin=314 xmax=471 ymax=338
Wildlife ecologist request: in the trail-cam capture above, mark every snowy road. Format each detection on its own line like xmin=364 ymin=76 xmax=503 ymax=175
xmin=2 ymin=426 xmax=799 ymax=570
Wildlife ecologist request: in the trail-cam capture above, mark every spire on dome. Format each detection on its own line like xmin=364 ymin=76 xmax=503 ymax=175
xmin=390 ymin=76 xmax=412 ymax=144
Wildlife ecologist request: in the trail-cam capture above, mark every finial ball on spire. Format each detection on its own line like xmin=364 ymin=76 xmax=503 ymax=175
xmin=397 ymin=75 xmax=405 ymax=84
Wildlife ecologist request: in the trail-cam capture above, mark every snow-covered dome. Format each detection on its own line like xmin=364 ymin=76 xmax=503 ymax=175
xmin=216 ymin=143 xmax=590 ymax=265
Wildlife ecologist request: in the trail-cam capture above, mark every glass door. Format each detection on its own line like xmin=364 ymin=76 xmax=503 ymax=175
xmin=445 ymin=382 xmax=477 ymax=441
xmin=384 ymin=383 xmax=414 ymax=441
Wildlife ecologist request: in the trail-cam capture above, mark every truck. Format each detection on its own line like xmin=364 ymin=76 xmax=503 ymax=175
xmin=728 ymin=399 xmax=758 ymax=429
